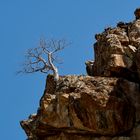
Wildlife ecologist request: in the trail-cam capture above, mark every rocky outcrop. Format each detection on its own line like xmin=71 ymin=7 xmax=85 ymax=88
xmin=21 ymin=75 xmax=140 ymax=140
xmin=92 ymin=20 xmax=140 ymax=83
xmin=86 ymin=9 xmax=140 ymax=83
xmin=21 ymin=8 xmax=140 ymax=140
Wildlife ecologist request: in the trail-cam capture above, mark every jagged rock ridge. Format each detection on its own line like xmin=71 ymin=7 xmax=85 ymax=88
xmin=21 ymin=8 xmax=140 ymax=140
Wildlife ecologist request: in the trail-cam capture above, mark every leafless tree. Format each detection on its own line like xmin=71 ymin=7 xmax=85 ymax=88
xmin=18 ymin=39 xmax=68 ymax=81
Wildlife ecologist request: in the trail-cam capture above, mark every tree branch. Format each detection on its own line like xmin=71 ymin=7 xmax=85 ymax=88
xmin=18 ymin=38 xmax=68 ymax=82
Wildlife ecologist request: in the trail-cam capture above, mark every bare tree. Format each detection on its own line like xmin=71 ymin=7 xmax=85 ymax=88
xmin=18 ymin=39 xmax=68 ymax=81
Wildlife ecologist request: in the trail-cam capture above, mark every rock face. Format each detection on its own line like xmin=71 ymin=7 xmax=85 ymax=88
xmin=136 ymin=46 xmax=140 ymax=79
xmin=93 ymin=21 xmax=140 ymax=82
xmin=21 ymin=8 xmax=140 ymax=140
xmin=86 ymin=9 xmax=140 ymax=83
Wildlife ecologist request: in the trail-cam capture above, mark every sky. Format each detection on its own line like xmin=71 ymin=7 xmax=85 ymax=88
xmin=0 ymin=0 xmax=140 ymax=139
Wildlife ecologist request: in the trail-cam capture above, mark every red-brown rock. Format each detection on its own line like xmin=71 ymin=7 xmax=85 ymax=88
xmin=21 ymin=76 xmax=138 ymax=140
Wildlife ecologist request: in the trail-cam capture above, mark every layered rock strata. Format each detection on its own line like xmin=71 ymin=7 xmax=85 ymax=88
xmin=21 ymin=8 xmax=140 ymax=140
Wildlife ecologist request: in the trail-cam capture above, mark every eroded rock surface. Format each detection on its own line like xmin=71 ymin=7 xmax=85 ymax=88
xmin=21 ymin=75 xmax=140 ymax=140
xmin=85 ymin=9 xmax=140 ymax=83
xmin=21 ymin=8 xmax=140 ymax=140
xmin=93 ymin=22 xmax=139 ymax=82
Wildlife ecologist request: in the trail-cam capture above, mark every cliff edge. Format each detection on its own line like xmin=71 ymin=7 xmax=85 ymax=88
xmin=21 ymin=8 xmax=140 ymax=140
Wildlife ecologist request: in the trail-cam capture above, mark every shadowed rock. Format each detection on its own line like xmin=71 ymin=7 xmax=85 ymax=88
xmin=134 ymin=8 xmax=140 ymax=19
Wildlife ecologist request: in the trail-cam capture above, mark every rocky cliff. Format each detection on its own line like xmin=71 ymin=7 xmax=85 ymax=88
xmin=21 ymin=8 xmax=140 ymax=140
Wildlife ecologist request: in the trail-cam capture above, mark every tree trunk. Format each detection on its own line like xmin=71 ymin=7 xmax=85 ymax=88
xmin=48 ymin=53 xmax=59 ymax=81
